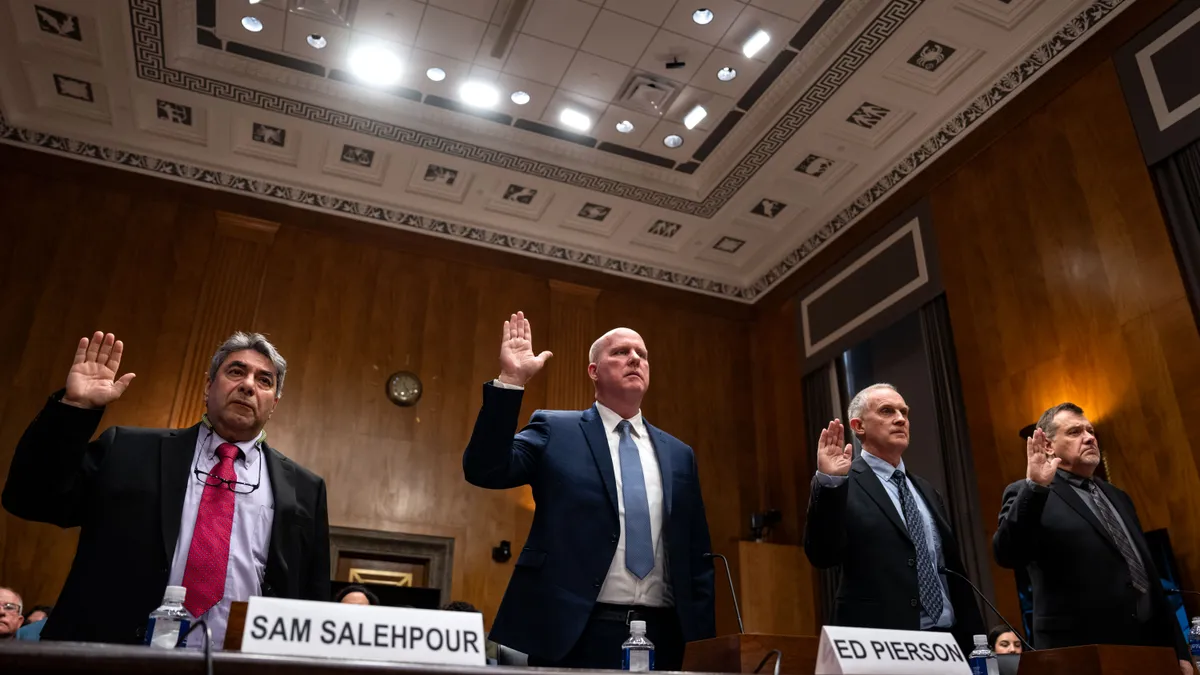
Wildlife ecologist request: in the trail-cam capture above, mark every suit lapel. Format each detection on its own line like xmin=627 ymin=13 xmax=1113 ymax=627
xmin=644 ymin=421 xmax=674 ymax=518
xmin=264 ymin=443 xmax=296 ymax=595
xmin=580 ymin=405 xmax=619 ymax=517
xmin=160 ymin=425 xmax=202 ymax=563
xmin=1051 ymin=478 xmax=1120 ymax=552
xmin=1095 ymin=480 xmax=1152 ymax=560
xmin=852 ymin=457 xmax=910 ymax=542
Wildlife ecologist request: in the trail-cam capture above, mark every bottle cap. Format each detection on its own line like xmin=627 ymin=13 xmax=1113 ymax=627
xmin=630 ymin=620 xmax=647 ymax=633
xmin=164 ymin=586 xmax=187 ymax=603
xmin=973 ymin=634 xmax=987 ymax=646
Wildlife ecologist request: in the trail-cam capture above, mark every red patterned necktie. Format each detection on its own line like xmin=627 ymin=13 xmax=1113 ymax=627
xmin=181 ymin=442 xmax=239 ymax=618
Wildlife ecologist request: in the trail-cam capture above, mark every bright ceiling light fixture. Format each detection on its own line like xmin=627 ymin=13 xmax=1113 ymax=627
xmin=560 ymin=108 xmax=592 ymax=131
xmin=683 ymin=105 xmax=707 ymax=130
xmin=692 ymin=8 xmax=714 ymax=24
xmin=348 ymin=45 xmax=403 ymax=86
xmin=663 ymin=134 xmax=683 ymax=148
xmin=616 ymin=120 xmax=634 ymax=133
xmin=459 ymin=81 xmax=500 ymax=108
xmin=742 ymin=29 xmax=770 ymax=57
xmin=307 ymin=34 xmax=327 ymax=49
xmin=717 ymin=66 xmax=736 ymax=81
xmin=510 ymin=90 xmax=530 ymax=105
xmin=426 ymin=67 xmax=446 ymax=81
xmin=241 ymin=16 xmax=263 ymax=32
xmin=248 ymin=0 xmax=262 ymax=4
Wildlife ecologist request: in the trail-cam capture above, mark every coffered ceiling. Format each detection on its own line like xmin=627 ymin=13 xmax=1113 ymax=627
xmin=0 ymin=0 xmax=1130 ymax=302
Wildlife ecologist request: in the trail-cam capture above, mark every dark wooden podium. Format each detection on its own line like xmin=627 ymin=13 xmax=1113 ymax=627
xmin=682 ymin=634 xmax=818 ymax=674
xmin=1017 ymin=644 xmax=1181 ymax=675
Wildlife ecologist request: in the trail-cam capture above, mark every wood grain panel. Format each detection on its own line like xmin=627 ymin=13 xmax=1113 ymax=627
xmin=738 ymin=542 xmax=811 ymax=635
xmin=0 ymin=145 xmax=789 ymax=635
xmin=932 ymin=60 xmax=1200 ymax=622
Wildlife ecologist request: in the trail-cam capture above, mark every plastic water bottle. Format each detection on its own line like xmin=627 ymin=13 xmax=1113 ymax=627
xmin=1188 ymin=617 xmax=1200 ymax=659
xmin=145 ymin=586 xmax=191 ymax=648
xmin=968 ymin=634 xmax=999 ymax=675
xmin=622 ymin=620 xmax=655 ymax=672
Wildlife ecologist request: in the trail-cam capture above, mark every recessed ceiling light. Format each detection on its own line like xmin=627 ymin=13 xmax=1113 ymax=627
xmin=306 ymin=34 xmax=326 ymax=49
xmin=683 ymin=105 xmax=707 ymax=130
xmin=693 ymin=8 xmax=714 ymax=24
xmin=348 ymin=45 xmax=402 ymax=86
xmin=717 ymin=66 xmax=737 ymax=81
xmin=510 ymin=90 xmax=530 ymax=105
xmin=426 ymin=67 xmax=446 ymax=82
xmin=663 ymin=134 xmax=683 ymax=148
xmin=248 ymin=0 xmax=262 ymax=4
xmin=241 ymin=16 xmax=263 ymax=32
xmin=560 ymin=108 xmax=592 ymax=131
xmin=460 ymin=81 xmax=500 ymax=108
xmin=616 ymin=120 xmax=634 ymax=133
xmin=743 ymin=30 xmax=770 ymax=58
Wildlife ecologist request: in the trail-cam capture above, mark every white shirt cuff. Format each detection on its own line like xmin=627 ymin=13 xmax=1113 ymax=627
xmin=815 ymin=471 xmax=848 ymax=487
xmin=492 ymin=378 xmax=524 ymax=390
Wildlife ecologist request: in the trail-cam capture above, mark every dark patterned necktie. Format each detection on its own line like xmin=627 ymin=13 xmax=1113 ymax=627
xmin=889 ymin=469 xmax=944 ymax=621
xmin=1085 ymin=480 xmax=1149 ymax=593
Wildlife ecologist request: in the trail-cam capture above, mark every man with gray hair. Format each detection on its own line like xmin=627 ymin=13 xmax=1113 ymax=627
xmin=804 ymin=383 xmax=982 ymax=654
xmin=3 ymin=331 xmax=329 ymax=648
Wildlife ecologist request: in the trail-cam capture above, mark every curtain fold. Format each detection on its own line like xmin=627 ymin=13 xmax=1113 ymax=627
xmin=1152 ymin=139 xmax=1200 ymax=328
xmin=802 ymin=361 xmax=843 ymax=627
xmin=918 ymin=295 xmax=995 ymax=608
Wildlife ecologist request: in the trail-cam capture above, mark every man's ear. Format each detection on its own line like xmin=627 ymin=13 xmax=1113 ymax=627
xmin=848 ymin=417 xmax=865 ymax=436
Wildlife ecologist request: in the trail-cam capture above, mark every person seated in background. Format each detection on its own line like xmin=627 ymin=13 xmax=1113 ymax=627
xmin=335 ymin=585 xmax=380 ymax=606
xmin=0 ymin=588 xmax=23 ymax=640
xmin=16 ymin=605 xmax=52 ymax=641
xmin=441 ymin=600 xmax=525 ymax=666
xmin=988 ymin=625 xmax=1023 ymax=654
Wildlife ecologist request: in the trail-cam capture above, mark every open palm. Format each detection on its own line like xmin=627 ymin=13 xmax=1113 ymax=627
xmin=1026 ymin=428 xmax=1060 ymax=486
xmin=498 ymin=311 xmax=552 ymax=387
xmin=63 ymin=332 xmax=136 ymax=409
xmin=817 ymin=419 xmax=853 ymax=476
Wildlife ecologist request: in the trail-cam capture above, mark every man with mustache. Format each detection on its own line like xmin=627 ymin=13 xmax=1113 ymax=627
xmin=804 ymin=383 xmax=983 ymax=654
xmin=995 ymin=403 xmax=1191 ymax=675
xmin=3 ymin=332 xmax=330 ymax=648
xmin=463 ymin=312 xmax=715 ymax=669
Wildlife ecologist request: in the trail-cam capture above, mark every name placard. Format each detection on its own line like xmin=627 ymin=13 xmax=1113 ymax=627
xmin=241 ymin=597 xmax=486 ymax=667
xmin=815 ymin=625 xmax=969 ymax=675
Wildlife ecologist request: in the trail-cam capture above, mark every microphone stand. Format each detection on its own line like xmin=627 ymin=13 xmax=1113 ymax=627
xmin=704 ymin=552 xmax=744 ymax=633
xmin=939 ymin=566 xmax=1035 ymax=650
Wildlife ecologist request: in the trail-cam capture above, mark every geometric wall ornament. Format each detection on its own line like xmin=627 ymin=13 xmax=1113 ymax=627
xmin=406 ymin=160 xmax=472 ymax=203
xmin=232 ymin=118 xmax=299 ymax=166
xmin=252 ymin=122 xmax=286 ymax=147
xmin=35 ymin=5 xmax=81 ymax=41
xmin=750 ymin=198 xmax=787 ymax=219
xmin=631 ymin=217 xmax=691 ymax=254
xmin=827 ymin=98 xmax=915 ymax=150
xmin=953 ymin=0 xmax=1038 ymax=30
xmin=156 ymin=99 xmax=192 ymax=125
xmin=137 ymin=94 xmax=207 ymax=145
xmin=713 ymin=236 xmax=745 ymax=253
xmin=791 ymin=151 xmax=857 ymax=195
xmin=795 ymin=154 xmax=835 ymax=177
xmin=883 ymin=32 xmax=983 ymax=96
xmin=487 ymin=182 xmax=554 ymax=221
xmin=562 ymin=201 xmax=625 ymax=237
xmin=322 ymin=139 xmax=388 ymax=185
xmin=52 ymin=73 xmax=91 ymax=102
xmin=847 ymin=102 xmax=890 ymax=129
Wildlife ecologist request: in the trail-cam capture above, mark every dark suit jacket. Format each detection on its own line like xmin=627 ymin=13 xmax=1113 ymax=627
xmin=2 ymin=392 xmax=331 ymax=645
xmin=462 ymin=383 xmax=716 ymax=662
xmin=994 ymin=474 xmax=1187 ymax=659
xmin=804 ymin=456 xmax=984 ymax=653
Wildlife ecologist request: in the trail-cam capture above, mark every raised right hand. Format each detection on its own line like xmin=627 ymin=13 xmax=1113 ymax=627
xmin=816 ymin=419 xmax=853 ymax=476
xmin=62 ymin=332 xmax=136 ymax=409
xmin=498 ymin=311 xmax=552 ymax=387
xmin=1026 ymin=428 xmax=1060 ymax=486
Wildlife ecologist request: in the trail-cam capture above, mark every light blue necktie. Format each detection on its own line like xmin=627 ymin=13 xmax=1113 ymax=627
xmin=617 ymin=420 xmax=654 ymax=579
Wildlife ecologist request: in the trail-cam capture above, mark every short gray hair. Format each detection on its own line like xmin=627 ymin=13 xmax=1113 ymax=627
xmin=847 ymin=383 xmax=897 ymax=421
xmin=1036 ymin=402 xmax=1084 ymax=439
xmin=208 ymin=332 xmax=287 ymax=397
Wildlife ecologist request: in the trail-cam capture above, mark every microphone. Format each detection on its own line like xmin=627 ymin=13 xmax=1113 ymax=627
xmin=1166 ymin=589 xmax=1200 ymax=598
xmin=938 ymin=566 xmax=1035 ymax=651
xmin=704 ymin=553 xmax=744 ymax=633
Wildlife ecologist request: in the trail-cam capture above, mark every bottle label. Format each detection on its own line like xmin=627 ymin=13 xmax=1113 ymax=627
xmin=145 ymin=616 xmax=189 ymax=648
xmin=623 ymin=648 xmax=654 ymax=671
xmin=968 ymin=656 xmax=987 ymax=675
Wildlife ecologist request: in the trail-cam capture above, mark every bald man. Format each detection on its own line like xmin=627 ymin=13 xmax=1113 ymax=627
xmin=463 ymin=312 xmax=715 ymax=669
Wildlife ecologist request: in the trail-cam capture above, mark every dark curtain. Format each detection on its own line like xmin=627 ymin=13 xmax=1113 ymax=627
xmin=918 ymin=295 xmax=995 ymax=610
xmin=1153 ymin=138 xmax=1200 ymax=328
xmin=802 ymin=361 xmax=846 ymax=627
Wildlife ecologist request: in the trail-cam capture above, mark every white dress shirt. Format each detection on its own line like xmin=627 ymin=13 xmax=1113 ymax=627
xmin=168 ymin=426 xmax=274 ymax=649
xmin=491 ymin=380 xmax=672 ymax=607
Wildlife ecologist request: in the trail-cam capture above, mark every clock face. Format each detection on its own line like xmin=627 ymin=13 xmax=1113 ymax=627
xmin=386 ymin=371 xmax=422 ymax=407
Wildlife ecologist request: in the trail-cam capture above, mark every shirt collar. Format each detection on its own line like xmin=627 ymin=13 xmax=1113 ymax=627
xmin=861 ymin=448 xmax=905 ymax=484
xmin=1057 ymin=468 xmax=1092 ymax=488
xmin=594 ymin=401 xmax=645 ymax=438
xmin=202 ymin=427 xmax=261 ymax=467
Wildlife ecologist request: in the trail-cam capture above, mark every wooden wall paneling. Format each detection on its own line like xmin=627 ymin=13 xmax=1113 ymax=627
xmin=737 ymin=541 xmax=810 ymax=635
xmin=167 ymin=213 xmax=279 ymax=428
xmin=931 ymin=60 xmax=1200 ymax=621
xmin=545 ymin=280 xmax=600 ymax=411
